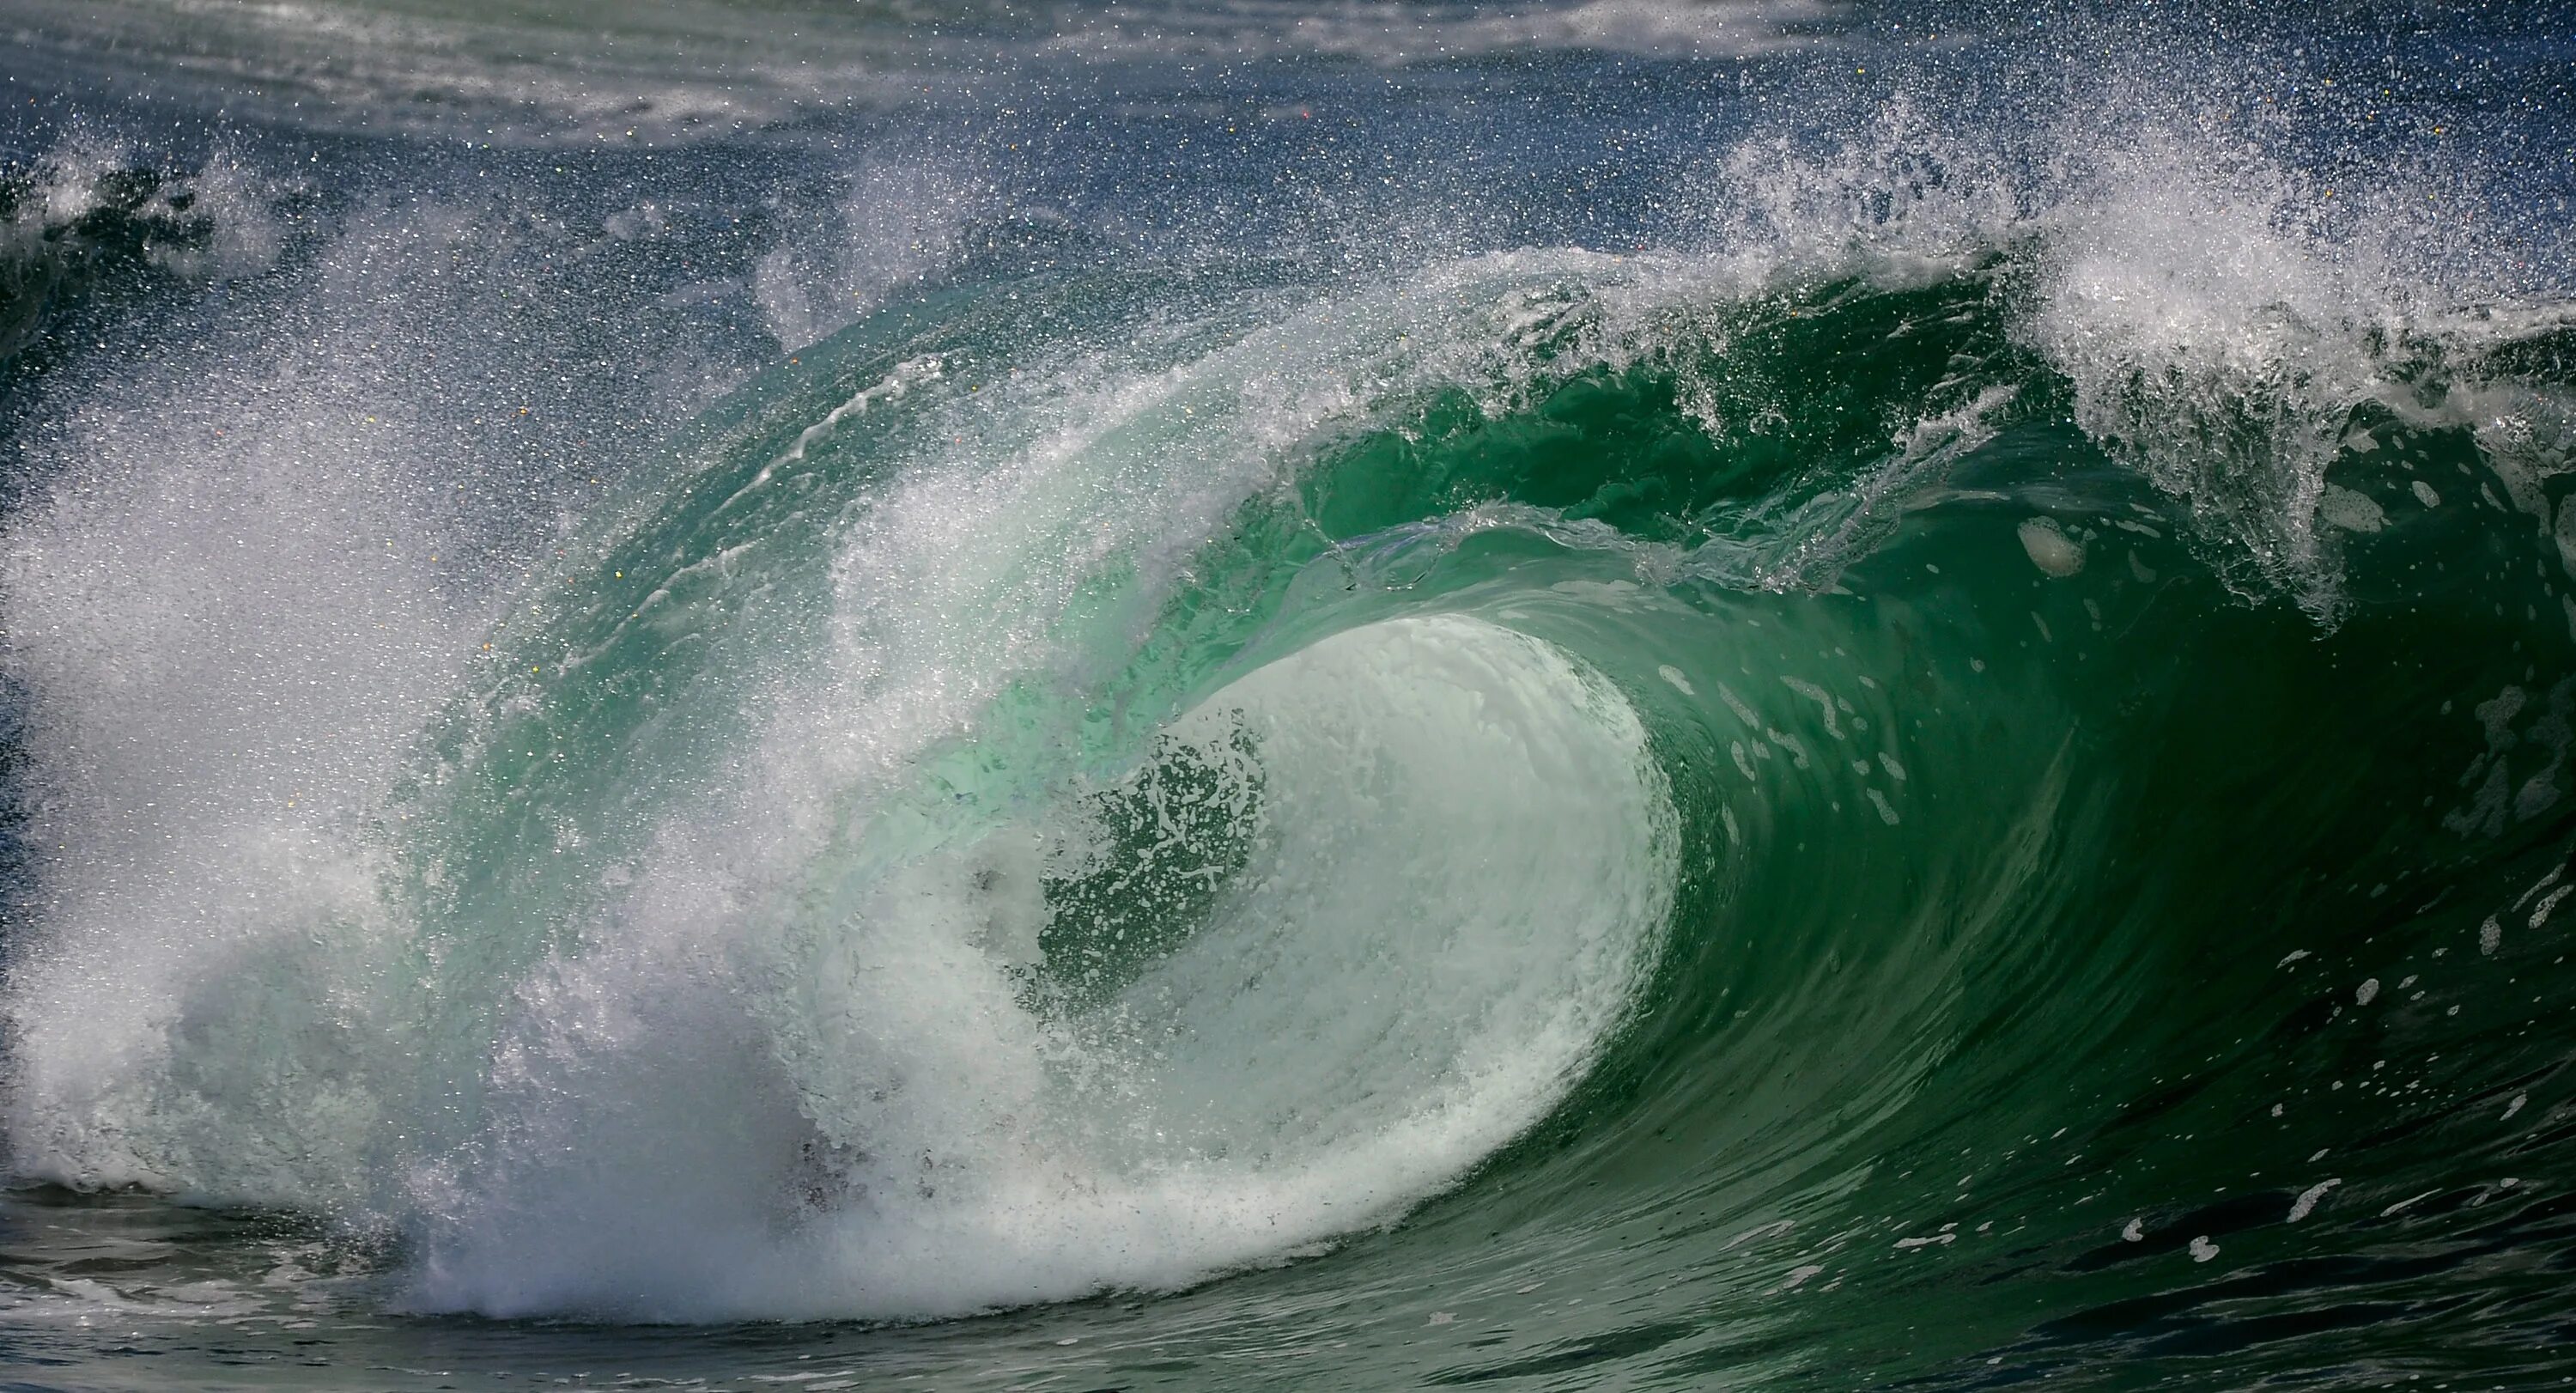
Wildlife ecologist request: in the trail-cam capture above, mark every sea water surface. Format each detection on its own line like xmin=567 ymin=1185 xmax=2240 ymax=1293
xmin=3 ymin=2 xmax=2576 ymax=1389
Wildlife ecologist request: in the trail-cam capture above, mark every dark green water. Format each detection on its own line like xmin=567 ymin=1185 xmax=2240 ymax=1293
xmin=5 ymin=3 xmax=2576 ymax=1389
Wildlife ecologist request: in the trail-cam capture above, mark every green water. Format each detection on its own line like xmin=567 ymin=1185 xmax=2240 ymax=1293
xmin=8 ymin=95 xmax=2576 ymax=1390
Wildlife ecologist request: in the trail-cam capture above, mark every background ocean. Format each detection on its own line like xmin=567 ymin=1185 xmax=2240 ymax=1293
xmin=4 ymin=2 xmax=2575 ymax=1388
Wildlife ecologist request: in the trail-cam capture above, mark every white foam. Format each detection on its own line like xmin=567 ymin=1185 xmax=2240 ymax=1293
xmin=5 ymin=73 xmax=2561 ymax=1321
xmin=1686 ymin=84 xmax=2573 ymax=613
xmin=1045 ymin=0 xmax=1847 ymax=64
xmin=2016 ymin=518 xmax=2086 ymax=577
xmin=412 ymin=615 xmax=1674 ymax=1320
xmin=0 ymin=250 xmax=476 ymax=1206
xmin=2 ymin=138 xmax=287 ymax=286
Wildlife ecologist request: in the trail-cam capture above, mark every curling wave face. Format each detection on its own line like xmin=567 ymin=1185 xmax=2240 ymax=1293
xmin=7 ymin=17 xmax=2576 ymax=1387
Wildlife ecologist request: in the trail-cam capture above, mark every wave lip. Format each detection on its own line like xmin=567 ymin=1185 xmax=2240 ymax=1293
xmin=3 ymin=42 xmax=2574 ymax=1372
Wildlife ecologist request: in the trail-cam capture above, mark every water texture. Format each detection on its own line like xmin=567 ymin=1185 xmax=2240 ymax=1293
xmin=3 ymin=3 xmax=2574 ymax=1388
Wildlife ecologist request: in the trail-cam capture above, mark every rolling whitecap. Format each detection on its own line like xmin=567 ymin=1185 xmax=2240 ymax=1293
xmin=5 ymin=7 xmax=2576 ymax=1388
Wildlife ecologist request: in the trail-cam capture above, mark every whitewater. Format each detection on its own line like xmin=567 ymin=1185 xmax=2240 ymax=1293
xmin=3 ymin=3 xmax=2575 ymax=1388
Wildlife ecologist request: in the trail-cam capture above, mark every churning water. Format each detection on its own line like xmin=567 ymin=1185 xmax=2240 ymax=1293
xmin=4 ymin=3 xmax=2576 ymax=1388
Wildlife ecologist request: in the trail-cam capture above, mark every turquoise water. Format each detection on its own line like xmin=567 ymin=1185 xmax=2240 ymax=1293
xmin=5 ymin=4 xmax=2576 ymax=1388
